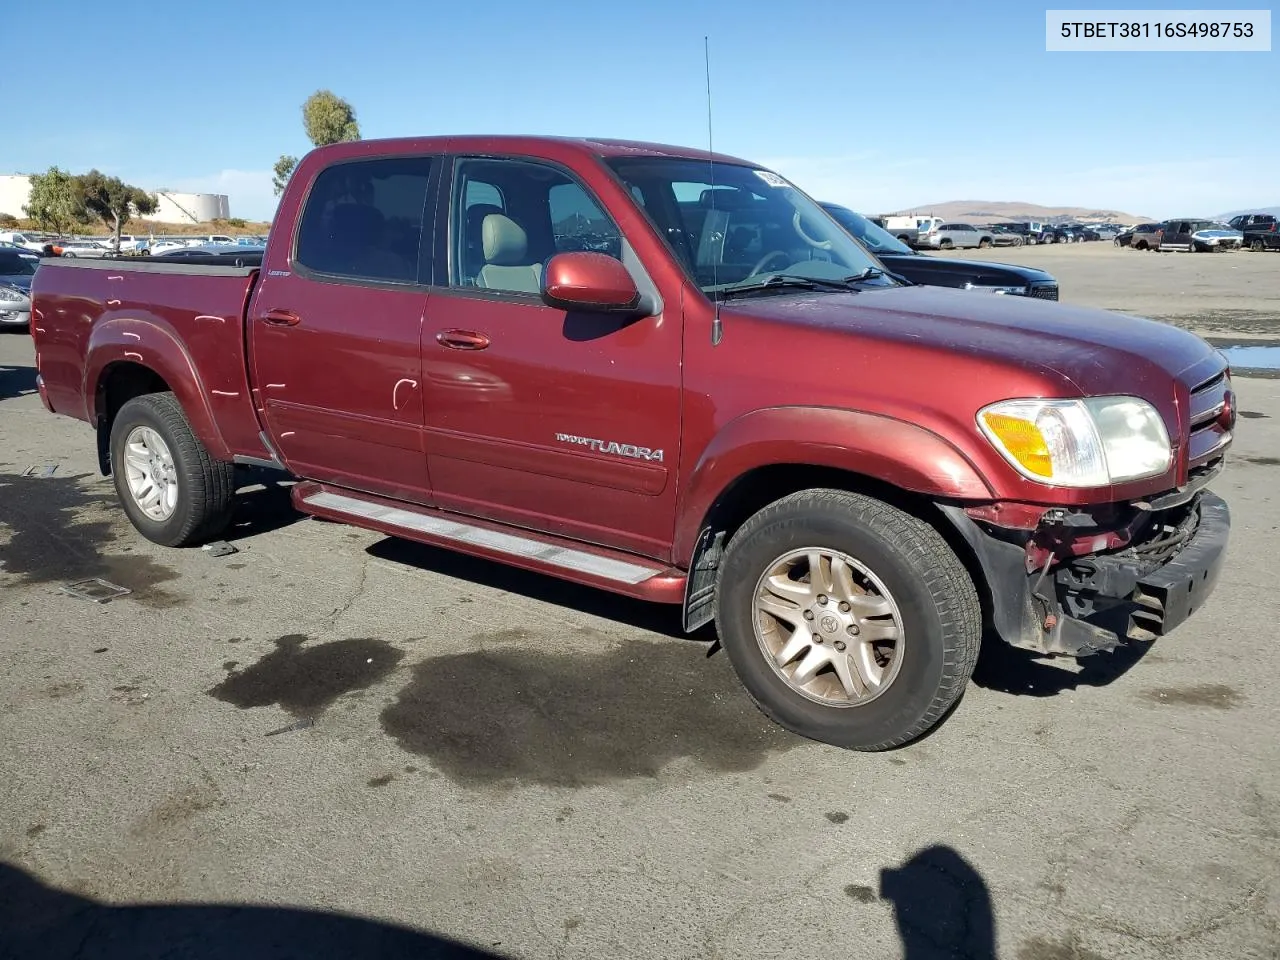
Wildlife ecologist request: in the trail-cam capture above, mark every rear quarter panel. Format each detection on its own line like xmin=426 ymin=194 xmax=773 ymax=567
xmin=31 ymin=261 xmax=267 ymax=460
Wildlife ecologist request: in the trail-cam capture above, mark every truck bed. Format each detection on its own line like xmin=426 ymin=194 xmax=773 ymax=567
xmin=30 ymin=257 xmax=272 ymax=463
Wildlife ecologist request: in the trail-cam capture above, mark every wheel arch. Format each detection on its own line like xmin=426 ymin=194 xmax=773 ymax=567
xmin=675 ymin=407 xmax=995 ymax=631
xmin=86 ymin=317 xmax=231 ymax=474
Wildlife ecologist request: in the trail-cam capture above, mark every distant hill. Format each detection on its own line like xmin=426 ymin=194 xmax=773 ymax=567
xmin=1216 ymin=206 xmax=1280 ymax=219
xmin=883 ymin=200 xmax=1151 ymax=224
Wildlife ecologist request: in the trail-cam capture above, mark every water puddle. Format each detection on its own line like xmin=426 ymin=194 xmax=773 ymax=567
xmin=1219 ymin=344 xmax=1280 ymax=371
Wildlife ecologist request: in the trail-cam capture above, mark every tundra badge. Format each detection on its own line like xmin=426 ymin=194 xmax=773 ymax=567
xmin=555 ymin=433 xmax=664 ymax=462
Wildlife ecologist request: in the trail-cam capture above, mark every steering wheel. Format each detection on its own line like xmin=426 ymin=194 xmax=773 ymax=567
xmin=793 ymin=210 xmax=834 ymax=250
xmin=749 ymin=250 xmax=791 ymax=275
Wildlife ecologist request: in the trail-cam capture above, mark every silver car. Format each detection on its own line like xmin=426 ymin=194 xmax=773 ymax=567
xmin=918 ymin=222 xmax=994 ymax=250
xmin=0 ymin=251 xmax=35 ymax=329
xmin=56 ymin=239 xmax=113 ymax=258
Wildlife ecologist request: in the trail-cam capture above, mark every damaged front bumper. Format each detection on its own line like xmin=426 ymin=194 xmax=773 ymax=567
xmin=940 ymin=491 xmax=1230 ymax=657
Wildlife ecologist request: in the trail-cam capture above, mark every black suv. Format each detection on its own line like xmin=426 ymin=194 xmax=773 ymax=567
xmin=821 ymin=203 xmax=1059 ymax=300
xmin=1229 ymin=213 xmax=1279 ymax=251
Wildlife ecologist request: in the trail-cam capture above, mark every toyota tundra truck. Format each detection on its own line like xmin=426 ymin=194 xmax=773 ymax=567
xmin=28 ymin=136 xmax=1234 ymax=750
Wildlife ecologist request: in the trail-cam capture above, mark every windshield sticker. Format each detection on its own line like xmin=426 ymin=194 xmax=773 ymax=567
xmin=753 ymin=170 xmax=790 ymax=188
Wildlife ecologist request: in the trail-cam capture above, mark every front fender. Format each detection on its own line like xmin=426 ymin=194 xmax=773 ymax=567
xmin=674 ymin=406 xmax=994 ymax=565
xmin=84 ymin=313 xmax=231 ymax=460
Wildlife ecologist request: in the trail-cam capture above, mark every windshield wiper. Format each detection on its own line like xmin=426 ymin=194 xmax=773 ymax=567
xmin=841 ymin=267 xmax=886 ymax=283
xmin=717 ymin=273 xmax=861 ymax=299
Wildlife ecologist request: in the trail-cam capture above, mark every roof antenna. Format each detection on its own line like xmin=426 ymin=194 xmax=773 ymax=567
xmin=705 ymin=35 xmax=723 ymax=346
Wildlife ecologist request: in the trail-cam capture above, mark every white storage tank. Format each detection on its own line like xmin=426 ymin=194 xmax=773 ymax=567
xmin=143 ymin=192 xmax=231 ymax=224
xmin=0 ymin=175 xmax=34 ymax=219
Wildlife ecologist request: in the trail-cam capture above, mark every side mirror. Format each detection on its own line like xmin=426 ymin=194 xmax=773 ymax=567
xmin=541 ymin=252 xmax=641 ymax=313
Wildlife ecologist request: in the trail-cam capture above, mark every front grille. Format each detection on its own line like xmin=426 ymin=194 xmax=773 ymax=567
xmin=1026 ymin=283 xmax=1059 ymax=301
xmin=1186 ymin=370 xmax=1232 ymax=468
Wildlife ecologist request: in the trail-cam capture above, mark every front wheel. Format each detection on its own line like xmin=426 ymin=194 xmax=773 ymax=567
xmin=109 ymin=392 xmax=236 ymax=546
xmin=714 ymin=489 xmax=982 ymax=751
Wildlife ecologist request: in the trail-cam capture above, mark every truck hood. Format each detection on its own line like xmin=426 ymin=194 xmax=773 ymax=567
xmin=725 ymin=283 xmax=1223 ymax=396
xmin=877 ymin=252 xmax=1054 ymax=286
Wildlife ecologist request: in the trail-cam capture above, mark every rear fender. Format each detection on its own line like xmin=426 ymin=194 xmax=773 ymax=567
xmin=84 ymin=313 xmax=231 ymax=460
xmin=674 ymin=406 xmax=994 ymax=566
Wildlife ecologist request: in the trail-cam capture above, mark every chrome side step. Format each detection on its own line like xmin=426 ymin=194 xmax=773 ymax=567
xmin=302 ymin=489 xmax=663 ymax=585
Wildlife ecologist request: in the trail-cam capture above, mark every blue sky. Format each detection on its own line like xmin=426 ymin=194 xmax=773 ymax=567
xmin=10 ymin=0 xmax=1276 ymax=221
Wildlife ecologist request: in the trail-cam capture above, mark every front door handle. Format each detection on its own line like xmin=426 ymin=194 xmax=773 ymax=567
xmin=261 ymin=308 xmax=301 ymax=326
xmin=436 ymin=329 xmax=491 ymax=350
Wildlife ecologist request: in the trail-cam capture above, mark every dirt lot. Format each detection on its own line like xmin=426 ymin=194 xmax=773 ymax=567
xmin=936 ymin=241 xmax=1280 ymax=342
xmin=3 ymin=254 xmax=1280 ymax=959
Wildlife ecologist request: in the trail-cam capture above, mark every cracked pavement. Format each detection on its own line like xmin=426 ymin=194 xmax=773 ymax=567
xmin=3 ymin=301 xmax=1280 ymax=958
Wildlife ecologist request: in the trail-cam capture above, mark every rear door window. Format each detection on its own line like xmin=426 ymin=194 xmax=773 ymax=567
xmin=295 ymin=156 xmax=436 ymax=284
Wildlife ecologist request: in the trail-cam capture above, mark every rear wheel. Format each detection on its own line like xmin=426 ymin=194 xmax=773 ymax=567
xmin=1252 ymin=240 xmax=1264 ymax=252
xmin=713 ymin=489 xmax=982 ymax=751
xmin=940 ymin=239 xmax=954 ymax=250
xmin=109 ymin=392 xmax=236 ymax=547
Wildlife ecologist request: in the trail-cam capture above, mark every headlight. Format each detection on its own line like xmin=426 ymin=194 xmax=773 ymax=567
xmin=0 ymin=285 xmax=25 ymax=302
xmin=978 ymin=396 xmax=1171 ymax=487
xmin=963 ymin=283 xmax=1027 ymax=295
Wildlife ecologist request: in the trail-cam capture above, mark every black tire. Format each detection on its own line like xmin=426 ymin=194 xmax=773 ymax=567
xmin=109 ymin=391 xmax=235 ymax=547
xmin=713 ymin=489 xmax=982 ymax=751
xmin=1251 ymin=240 xmax=1264 ymax=252
xmin=940 ymin=239 xmax=953 ymax=250
xmin=978 ymin=237 xmax=991 ymax=248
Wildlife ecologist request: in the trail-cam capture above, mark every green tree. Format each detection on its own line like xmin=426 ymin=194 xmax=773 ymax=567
xmin=73 ymin=170 xmax=159 ymax=247
xmin=23 ymin=166 xmax=89 ymax=234
xmin=302 ymin=90 xmax=361 ymax=147
xmin=0 ymin=213 xmax=18 ymax=229
xmin=272 ymin=155 xmax=298 ymax=197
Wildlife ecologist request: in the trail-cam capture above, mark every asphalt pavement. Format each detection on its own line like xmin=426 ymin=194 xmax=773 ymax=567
xmin=2 ymin=302 xmax=1279 ymax=959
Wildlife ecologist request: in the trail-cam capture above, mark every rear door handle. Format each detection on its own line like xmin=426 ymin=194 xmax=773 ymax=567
xmin=261 ymin=308 xmax=301 ymax=326
xmin=436 ymin=329 xmax=490 ymax=350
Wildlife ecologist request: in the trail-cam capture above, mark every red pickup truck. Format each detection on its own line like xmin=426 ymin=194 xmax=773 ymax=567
xmin=30 ymin=136 xmax=1233 ymax=750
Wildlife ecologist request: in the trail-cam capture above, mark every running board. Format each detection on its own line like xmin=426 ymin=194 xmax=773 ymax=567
xmin=293 ymin=483 xmax=686 ymax=604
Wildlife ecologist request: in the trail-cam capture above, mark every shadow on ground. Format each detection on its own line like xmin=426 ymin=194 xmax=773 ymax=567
xmin=0 ymin=360 xmax=37 ymax=401
xmin=0 ymin=861 xmax=504 ymax=959
xmin=971 ymin=631 xmax=1151 ymax=697
xmin=224 ymin=472 xmax=306 ymax=542
xmin=879 ymin=845 xmax=996 ymax=960
xmin=367 ymin=537 xmax=703 ymax=641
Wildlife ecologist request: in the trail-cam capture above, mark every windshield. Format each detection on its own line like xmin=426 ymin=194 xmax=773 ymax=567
xmin=820 ymin=204 xmax=913 ymax=255
xmin=606 ymin=158 xmax=889 ymax=297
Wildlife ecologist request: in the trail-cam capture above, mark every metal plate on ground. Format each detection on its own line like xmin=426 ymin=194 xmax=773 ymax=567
xmin=60 ymin=578 xmax=132 ymax=603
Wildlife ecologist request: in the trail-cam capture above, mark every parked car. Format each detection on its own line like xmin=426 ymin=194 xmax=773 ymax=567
xmin=109 ymin=234 xmax=151 ymax=254
xmin=0 ymin=250 xmax=35 ymax=329
xmin=0 ymin=241 xmax=41 ymax=262
xmin=150 ymin=244 xmax=265 ymax=265
xmin=985 ymin=225 xmax=1026 ymax=247
xmin=1002 ymin=222 xmax=1046 ymax=244
xmin=821 ymin=204 xmax=1057 ymax=298
xmin=149 ymin=239 xmax=193 ymax=255
xmin=1048 ymin=226 xmax=1084 ymax=244
xmin=1128 ymin=222 xmax=1165 ymax=251
xmin=918 ymin=222 xmax=994 ymax=250
xmin=55 ymin=239 xmax=113 ymax=259
xmin=881 ymin=215 xmax=942 ymax=246
xmin=1227 ymin=213 xmax=1279 ymax=252
xmin=0 ymin=231 xmax=49 ymax=253
xmin=1161 ymin=219 xmax=1243 ymax=252
xmin=1114 ymin=227 xmax=1135 ymax=247
xmin=1072 ymin=226 xmax=1101 ymax=241
xmin=31 ymin=134 xmax=1232 ymax=752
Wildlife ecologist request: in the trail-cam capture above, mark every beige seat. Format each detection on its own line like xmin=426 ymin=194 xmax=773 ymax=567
xmin=477 ymin=213 xmax=543 ymax=294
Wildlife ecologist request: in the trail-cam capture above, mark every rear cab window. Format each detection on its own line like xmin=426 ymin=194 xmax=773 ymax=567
xmin=294 ymin=156 xmax=436 ymax=284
